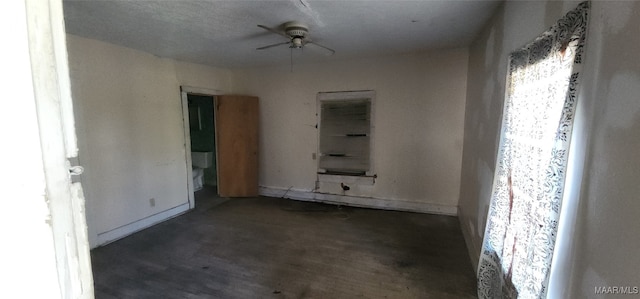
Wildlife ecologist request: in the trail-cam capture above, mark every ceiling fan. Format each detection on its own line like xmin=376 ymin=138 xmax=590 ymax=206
xmin=256 ymin=21 xmax=335 ymax=55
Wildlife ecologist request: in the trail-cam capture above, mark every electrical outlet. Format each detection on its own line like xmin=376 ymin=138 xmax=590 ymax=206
xmin=149 ymin=198 xmax=156 ymax=207
xmin=312 ymin=153 xmax=316 ymax=160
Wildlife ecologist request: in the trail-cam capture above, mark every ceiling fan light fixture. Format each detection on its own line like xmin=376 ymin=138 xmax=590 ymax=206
xmin=291 ymin=37 xmax=304 ymax=48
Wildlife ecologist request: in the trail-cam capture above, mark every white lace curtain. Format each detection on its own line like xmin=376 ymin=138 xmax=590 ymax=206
xmin=477 ymin=2 xmax=589 ymax=298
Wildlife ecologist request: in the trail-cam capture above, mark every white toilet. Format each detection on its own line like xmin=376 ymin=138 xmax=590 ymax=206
xmin=191 ymin=151 xmax=213 ymax=191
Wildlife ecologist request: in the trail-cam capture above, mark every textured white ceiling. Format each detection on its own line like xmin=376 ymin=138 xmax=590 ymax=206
xmin=63 ymin=0 xmax=501 ymax=69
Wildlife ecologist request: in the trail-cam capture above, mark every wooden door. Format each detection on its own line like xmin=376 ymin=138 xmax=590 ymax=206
xmin=215 ymin=95 xmax=259 ymax=197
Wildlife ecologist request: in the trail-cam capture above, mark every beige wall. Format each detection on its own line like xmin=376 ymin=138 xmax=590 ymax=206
xmin=67 ymin=34 xmax=467 ymax=245
xmin=232 ymin=50 xmax=468 ymax=212
xmin=67 ymin=35 xmax=232 ymax=247
xmin=567 ymin=1 xmax=640 ymax=297
xmin=459 ymin=1 xmax=640 ymax=297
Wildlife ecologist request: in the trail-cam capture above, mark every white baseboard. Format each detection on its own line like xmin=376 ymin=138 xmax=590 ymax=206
xmin=458 ymin=206 xmax=480 ymax=274
xmin=259 ymin=186 xmax=457 ymax=216
xmin=96 ymin=202 xmax=190 ymax=247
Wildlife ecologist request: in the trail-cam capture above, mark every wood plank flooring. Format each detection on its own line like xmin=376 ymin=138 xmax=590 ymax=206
xmin=91 ymin=187 xmax=477 ymax=298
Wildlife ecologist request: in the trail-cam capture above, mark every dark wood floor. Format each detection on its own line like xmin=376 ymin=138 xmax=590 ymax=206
xmin=91 ymin=187 xmax=477 ymax=298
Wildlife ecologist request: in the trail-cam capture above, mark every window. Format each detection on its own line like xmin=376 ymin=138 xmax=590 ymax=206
xmin=477 ymin=2 xmax=589 ymax=299
xmin=317 ymin=91 xmax=374 ymax=176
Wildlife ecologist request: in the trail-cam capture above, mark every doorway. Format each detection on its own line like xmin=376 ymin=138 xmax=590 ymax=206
xmin=180 ymin=86 xmax=221 ymax=208
xmin=181 ymin=89 xmax=260 ymax=205
xmin=188 ymin=94 xmax=217 ymax=189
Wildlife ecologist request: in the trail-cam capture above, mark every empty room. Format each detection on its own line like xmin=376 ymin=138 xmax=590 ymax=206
xmin=3 ymin=0 xmax=640 ymax=298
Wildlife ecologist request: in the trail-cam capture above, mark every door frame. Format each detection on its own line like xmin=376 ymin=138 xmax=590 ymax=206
xmin=180 ymin=86 xmax=222 ymax=209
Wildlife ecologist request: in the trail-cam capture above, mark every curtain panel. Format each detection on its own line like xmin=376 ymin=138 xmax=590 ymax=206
xmin=477 ymin=2 xmax=589 ymax=298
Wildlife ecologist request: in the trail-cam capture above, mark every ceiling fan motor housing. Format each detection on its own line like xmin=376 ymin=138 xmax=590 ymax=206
xmin=284 ymin=21 xmax=308 ymax=39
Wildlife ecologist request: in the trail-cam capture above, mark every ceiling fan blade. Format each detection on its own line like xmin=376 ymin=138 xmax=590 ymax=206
xmin=305 ymin=39 xmax=335 ymax=55
xmin=256 ymin=41 xmax=291 ymax=50
xmin=257 ymin=24 xmax=290 ymax=39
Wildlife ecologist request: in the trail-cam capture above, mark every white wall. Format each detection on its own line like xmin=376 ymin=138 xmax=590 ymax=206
xmin=232 ymin=50 xmax=468 ymax=214
xmin=566 ymin=1 xmax=640 ymax=297
xmin=66 ymin=35 xmax=232 ymax=247
xmin=459 ymin=1 xmax=640 ymax=297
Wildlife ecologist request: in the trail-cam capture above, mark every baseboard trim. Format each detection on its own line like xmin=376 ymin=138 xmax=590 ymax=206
xmin=259 ymin=186 xmax=457 ymax=216
xmin=96 ymin=202 xmax=190 ymax=247
xmin=458 ymin=206 xmax=480 ymax=275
